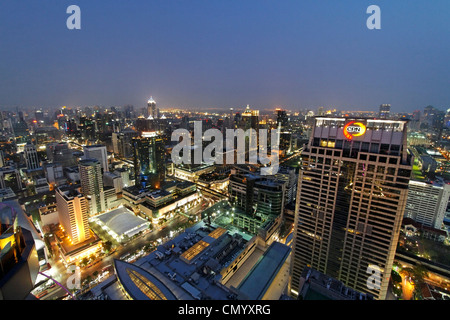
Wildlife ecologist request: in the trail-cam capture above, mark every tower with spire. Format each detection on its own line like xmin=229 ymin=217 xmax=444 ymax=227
xmin=147 ymin=96 xmax=156 ymax=119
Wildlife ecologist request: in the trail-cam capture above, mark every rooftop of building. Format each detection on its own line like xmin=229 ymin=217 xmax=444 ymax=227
xmin=79 ymin=158 xmax=101 ymax=166
xmin=236 ymin=241 xmax=290 ymax=300
xmin=94 ymin=207 xmax=149 ymax=238
xmin=57 ymin=186 xmax=83 ymax=199
xmin=114 ymin=220 xmax=252 ymax=300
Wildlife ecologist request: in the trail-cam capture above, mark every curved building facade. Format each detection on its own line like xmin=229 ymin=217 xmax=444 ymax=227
xmin=0 ymin=203 xmax=39 ymax=300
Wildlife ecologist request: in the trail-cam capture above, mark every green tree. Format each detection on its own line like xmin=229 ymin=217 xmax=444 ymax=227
xmin=412 ymin=264 xmax=428 ymax=284
xmin=103 ymin=240 xmax=112 ymax=252
xmin=81 ymin=257 xmax=89 ymax=266
xmin=391 ymin=270 xmax=402 ymax=285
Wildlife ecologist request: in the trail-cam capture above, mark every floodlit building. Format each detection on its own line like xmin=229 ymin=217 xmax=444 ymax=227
xmin=132 ymin=135 xmax=165 ymax=189
xmin=56 ymin=186 xmax=91 ymax=245
xmin=290 ymin=117 xmax=412 ymax=300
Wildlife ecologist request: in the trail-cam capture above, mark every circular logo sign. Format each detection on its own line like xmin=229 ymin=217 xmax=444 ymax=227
xmin=343 ymin=121 xmax=366 ymax=140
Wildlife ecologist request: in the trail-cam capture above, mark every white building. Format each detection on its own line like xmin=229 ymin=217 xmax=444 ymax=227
xmin=103 ymin=171 xmax=123 ymax=193
xmin=404 ymin=180 xmax=450 ymax=230
xmin=56 ymin=186 xmax=91 ymax=244
xmin=79 ymin=159 xmax=106 ymax=216
xmin=24 ymin=142 xmax=41 ymax=170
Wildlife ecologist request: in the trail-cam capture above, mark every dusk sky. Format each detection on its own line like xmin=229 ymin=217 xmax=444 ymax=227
xmin=0 ymin=0 xmax=449 ymax=112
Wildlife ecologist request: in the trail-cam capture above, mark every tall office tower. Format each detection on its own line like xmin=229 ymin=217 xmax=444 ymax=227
xmin=79 ymin=159 xmax=106 ymax=216
xmin=56 ymin=186 xmax=91 ymax=244
xmin=147 ymin=97 xmax=156 ymax=119
xmin=290 ymin=117 xmax=412 ymax=300
xmin=83 ymin=144 xmax=109 ymax=172
xmin=53 ymin=142 xmax=76 ymax=167
xmin=276 ymin=109 xmax=292 ymax=156
xmin=276 ymin=109 xmax=289 ymax=129
xmin=379 ymin=104 xmax=391 ymax=119
xmin=24 ymin=141 xmax=40 ymax=170
xmin=240 ymin=105 xmax=259 ymax=160
xmin=132 ymin=134 xmax=165 ymax=189
xmin=229 ymin=172 xmax=286 ymax=217
xmin=112 ymin=128 xmax=139 ymax=158
xmin=404 ymin=180 xmax=450 ymax=229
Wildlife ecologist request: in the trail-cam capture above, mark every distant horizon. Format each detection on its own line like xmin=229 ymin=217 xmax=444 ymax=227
xmin=0 ymin=102 xmax=444 ymax=114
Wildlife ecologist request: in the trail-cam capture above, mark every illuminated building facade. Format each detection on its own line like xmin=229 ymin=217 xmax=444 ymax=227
xmin=379 ymin=104 xmax=391 ymax=119
xmin=404 ymin=180 xmax=450 ymax=229
xmin=56 ymin=186 xmax=91 ymax=245
xmin=79 ymin=159 xmax=106 ymax=216
xmin=290 ymin=117 xmax=412 ymax=300
xmin=24 ymin=141 xmax=40 ymax=171
xmin=132 ymin=135 xmax=165 ymax=189
xmin=147 ymin=97 xmax=156 ymax=119
xmin=0 ymin=202 xmax=39 ymax=300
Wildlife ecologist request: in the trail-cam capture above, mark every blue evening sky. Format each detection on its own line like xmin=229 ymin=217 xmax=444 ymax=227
xmin=0 ymin=0 xmax=449 ymax=112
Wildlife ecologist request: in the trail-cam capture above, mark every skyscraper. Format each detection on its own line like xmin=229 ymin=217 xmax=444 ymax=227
xmin=290 ymin=117 xmax=412 ymax=300
xmin=56 ymin=186 xmax=91 ymax=244
xmin=379 ymin=104 xmax=391 ymax=119
xmin=132 ymin=134 xmax=165 ymax=189
xmin=24 ymin=141 xmax=40 ymax=170
xmin=79 ymin=159 xmax=106 ymax=216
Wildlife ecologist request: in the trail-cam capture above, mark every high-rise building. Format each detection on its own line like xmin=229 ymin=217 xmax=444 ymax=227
xmin=112 ymin=128 xmax=139 ymax=158
xmin=404 ymin=180 xmax=450 ymax=230
xmin=132 ymin=134 xmax=165 ymax=189
xmin=379 ymin=104 xmax=391 ymax=119
xmin=24 ymin=141 xmax=40 ymax=170
xmin=239 ymin=105 xmax=259 ymax=161
xmin=56 ymin=186 xmax=91 ymax=244
xmin=290 ymin=117 xmax=412 ymax=300
xmin=83 ymin=144 xmax=109 ymax=172
xmin=79 ymin=159 xmax=106 ymax=216
xmin=147 ymin=97 xmax=156 ymax=119
xmin=276 ymin=109 xmax=289 ymax=129
xmin=0 ymin=201 xmax=39 ymax=300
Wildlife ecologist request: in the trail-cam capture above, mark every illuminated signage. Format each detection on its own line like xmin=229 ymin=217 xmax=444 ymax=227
xmin=343 ymin=121 xmax=366 ymax=140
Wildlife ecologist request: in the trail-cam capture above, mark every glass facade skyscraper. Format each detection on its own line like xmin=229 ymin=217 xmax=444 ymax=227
xmin=132 ymin=135 xmax=165 ymax=189
xmin=290 ymin=117 xmax=412 ymax=300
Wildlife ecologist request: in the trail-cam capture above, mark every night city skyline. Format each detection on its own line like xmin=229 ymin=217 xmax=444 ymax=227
xmin=1 ymin=0 xmax=449 ymax=112
xmin=2 ymin=0 xmax=450 ymax=309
